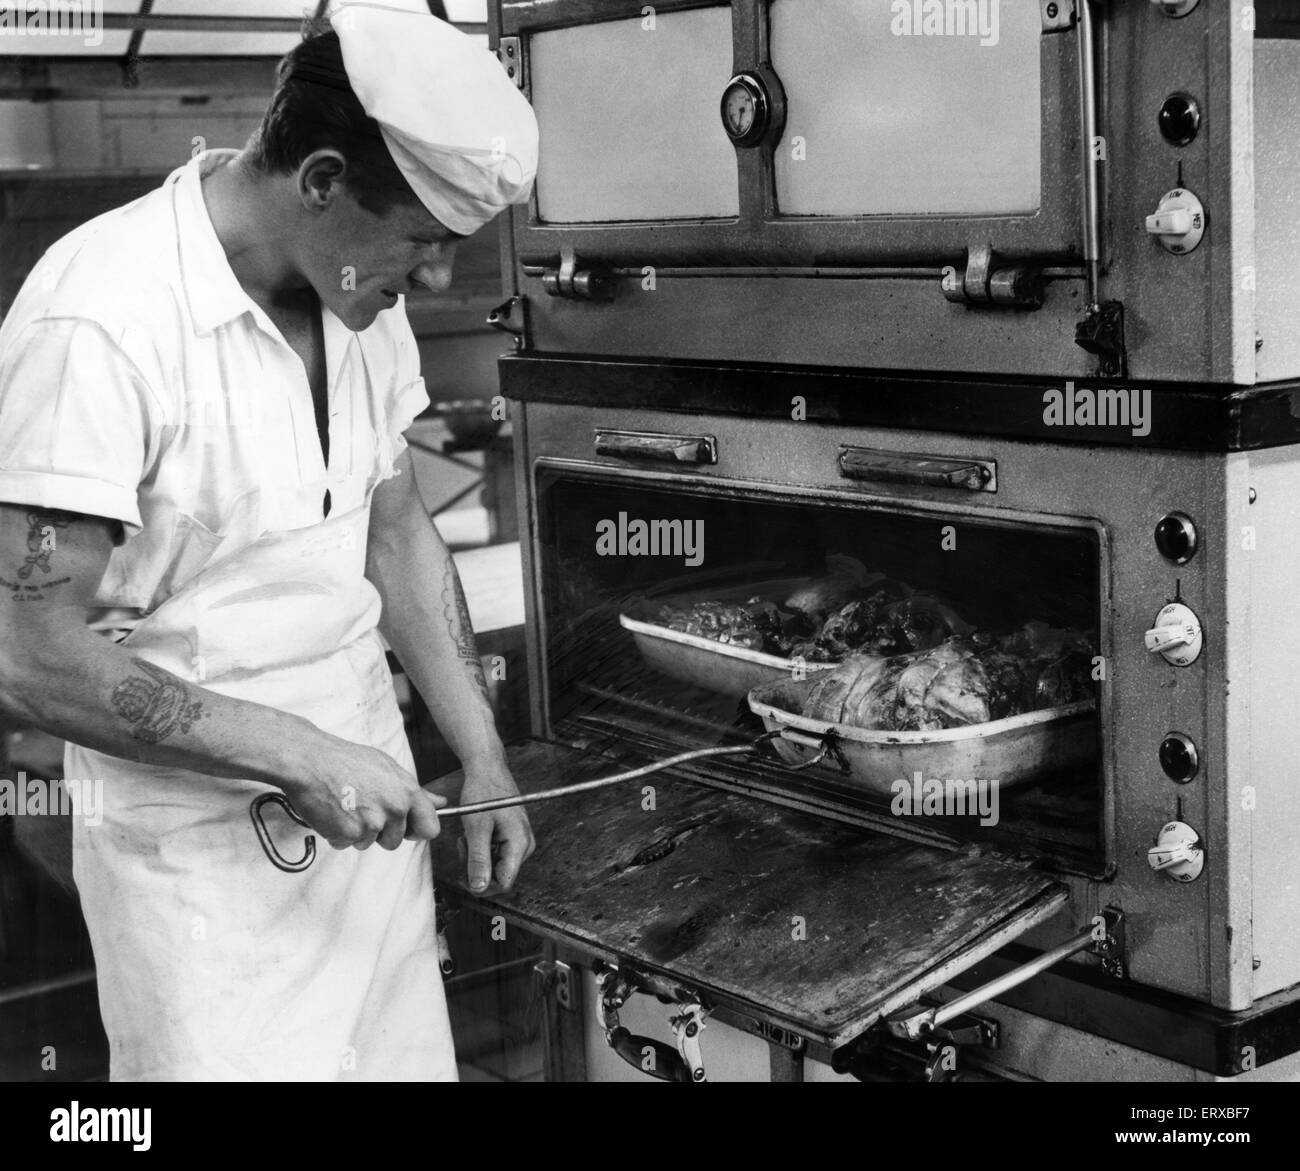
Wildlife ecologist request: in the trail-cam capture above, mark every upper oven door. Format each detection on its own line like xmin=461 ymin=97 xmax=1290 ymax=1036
xmin=504 ymin=0 xmax=1081 ymax=270
xmin=431 ymin=740 xmax=1069 ymax=1052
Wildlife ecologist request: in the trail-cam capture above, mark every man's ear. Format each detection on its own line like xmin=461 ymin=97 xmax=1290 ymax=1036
xmin=297 ymin=149 xmax=348 ymax=213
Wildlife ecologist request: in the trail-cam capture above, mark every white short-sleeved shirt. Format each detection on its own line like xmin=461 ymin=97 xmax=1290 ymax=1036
xmin=0 ymin=149 xmax=429 ymax=637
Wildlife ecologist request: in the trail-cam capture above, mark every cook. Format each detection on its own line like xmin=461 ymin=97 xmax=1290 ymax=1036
xmin=0 ymin=1 xmax=537 ymax=1080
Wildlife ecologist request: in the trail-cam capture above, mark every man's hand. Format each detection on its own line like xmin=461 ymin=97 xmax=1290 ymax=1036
xmin=456 ymin=756 xmax=534 ymax=893
xmin=283 ymin=739 xmax=445 ymax=851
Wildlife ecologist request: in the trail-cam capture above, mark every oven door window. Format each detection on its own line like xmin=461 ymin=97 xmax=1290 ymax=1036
xmin=770 ymin=0 xmax=1042 ymax=216
xmin=529 ymin=7 xmax=739 ymax=223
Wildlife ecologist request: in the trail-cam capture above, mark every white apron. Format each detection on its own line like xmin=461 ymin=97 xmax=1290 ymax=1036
xmin=69 ymin=498 xmax=457 ymax=1082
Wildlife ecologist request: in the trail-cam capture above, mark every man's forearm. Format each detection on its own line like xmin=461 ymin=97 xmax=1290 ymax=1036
xmin=367 ymin=506 xmax=506 ymax=768
xmin=0 ymin=622 xmax=325 ymax=788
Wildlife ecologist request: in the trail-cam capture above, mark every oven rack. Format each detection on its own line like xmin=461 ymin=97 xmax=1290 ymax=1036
xmin=561 ymin=671 xmax=1101 ymax=872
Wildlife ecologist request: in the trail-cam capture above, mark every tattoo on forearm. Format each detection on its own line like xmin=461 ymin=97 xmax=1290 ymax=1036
xmin=17 ymin=510 xmax=73 ymax=580
xmin=111 ymin=658 xmax=206 ymax=744
xmin=440 ymin=566 xmax=490 ymax=700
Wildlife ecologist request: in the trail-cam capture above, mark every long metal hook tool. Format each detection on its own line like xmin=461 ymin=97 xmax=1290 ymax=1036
xmin=250 ymin=738 xmax=783 ymax=873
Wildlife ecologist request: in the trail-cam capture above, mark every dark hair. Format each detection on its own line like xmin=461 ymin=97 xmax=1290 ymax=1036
xmin=246 ymin=20 xmax=418 ymax=214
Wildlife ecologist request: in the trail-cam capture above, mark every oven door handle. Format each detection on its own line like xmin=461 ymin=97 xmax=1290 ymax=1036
xmin=594 ymin=428 xmax=718 ymax=465
xmin=605 ymin=1026 xmax=694 ymax=1083
xmin=838 ymin=446 xmax=997 ymax=493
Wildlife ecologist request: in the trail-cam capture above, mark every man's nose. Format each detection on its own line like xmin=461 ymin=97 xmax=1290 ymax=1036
xmin=411 ymin=245 xmax=457 ymax=293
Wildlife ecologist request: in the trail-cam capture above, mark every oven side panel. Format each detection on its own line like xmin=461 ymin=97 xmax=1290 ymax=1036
xmin=1243 ymin=446 xmax=1300 ymax=999
xmin=515 ymin=401 xmax=1248 ymax=1006
xmin=1203 ymin=452 xmax=1256 ymax=1011
xmin=1253 ymin=38 xmax=1300 ymax=384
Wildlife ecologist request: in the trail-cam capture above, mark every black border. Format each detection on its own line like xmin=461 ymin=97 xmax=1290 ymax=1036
xmin=499 ymin=352 xmax=1300 ymax=453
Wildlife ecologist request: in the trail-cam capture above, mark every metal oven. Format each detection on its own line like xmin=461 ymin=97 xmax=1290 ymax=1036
xmin=429 ymin=0 xmax=1300 ymax=1081
xmin=491 ymin=0 xmax=1300 ymax=385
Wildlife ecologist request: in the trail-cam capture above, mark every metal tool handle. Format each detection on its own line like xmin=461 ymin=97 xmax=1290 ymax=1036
xmin=250 ymin=741 xmax=775 ymax=872
xmin=775 ymin=727 xmax=848 ymax=773
xmin=250 ymin=792 xmax=317 ymax=874
xmin=438 ymin=743 xmax=763 ymax=818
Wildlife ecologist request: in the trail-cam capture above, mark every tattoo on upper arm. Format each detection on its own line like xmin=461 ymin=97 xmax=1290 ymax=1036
xmin=111 ymin=658 xmax=206 ymax=744
xmin=18 ymin=510 xmax=72 ymax=578
xmin=3 ymin=511 xmax=76 ymax=602
xmin=440 ymin=566 xmax=490 ymax=700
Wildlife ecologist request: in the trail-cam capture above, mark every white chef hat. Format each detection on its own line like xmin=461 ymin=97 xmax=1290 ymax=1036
xmin=324 ymin=0 xmax=538 ymax=235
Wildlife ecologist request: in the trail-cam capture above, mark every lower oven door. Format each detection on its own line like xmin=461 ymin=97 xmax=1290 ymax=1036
xmin=430 ymin=739 xmax=1069 ymax=1066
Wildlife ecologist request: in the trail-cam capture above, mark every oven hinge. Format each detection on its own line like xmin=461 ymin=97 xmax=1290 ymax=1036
xmin=1091 ymin=905 xmax=1126 ymax=980
xmin=487 ymin=294 xmax=531 ymax=349
xmin=1075 ymin=299 xmax=1128 ymax=378
xmin=496 ymin=36 xmax=526 ymax=91
xmin=884 ymin=908 xmax=1125 ymax=1045
xmin=540 ymin=250 xmax=617 ymax=302
xmin=941 ymin=245 xmax=1044 ymax=309
xmin=834 ymin=1010 xmax=1000 ymax=1083
xmin=1040 ymin=0 xmax=1077 ymax=33
xmin=533 ymin=958 xmax=575 ymax=1010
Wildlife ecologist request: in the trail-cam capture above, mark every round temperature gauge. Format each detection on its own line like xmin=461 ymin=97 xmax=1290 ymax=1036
xmin=721 ymin=73 xmax=769 ymax=146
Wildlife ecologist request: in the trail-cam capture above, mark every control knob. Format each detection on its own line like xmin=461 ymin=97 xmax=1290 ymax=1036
xmin=1145 ymin=601 xmax=1203 ymax=666
xmin=1145 ymin=187 xmax=1205 ymax=254
xmin=1148 ymin=821 xmax=1204 ymax=882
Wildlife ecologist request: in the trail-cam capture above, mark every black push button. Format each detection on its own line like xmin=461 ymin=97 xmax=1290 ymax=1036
xmin=1158 ymin=93 xmax=1201 ymax=146
xmin=1159 ymin=733 xmax=1199 ymax=783
xmin=1154 ymin=512 xmax=1197 ymax=563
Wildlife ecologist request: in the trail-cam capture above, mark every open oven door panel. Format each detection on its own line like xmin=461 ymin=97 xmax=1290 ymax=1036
xmin=430 ymin=740 xmax=1069 ymax=1052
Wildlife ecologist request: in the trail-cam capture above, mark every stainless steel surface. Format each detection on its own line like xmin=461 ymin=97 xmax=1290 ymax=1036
xmin=618 ymin=577 xmax=837 ymax=699
xmin=748 ymin=679 xmax=1095 ymax=797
